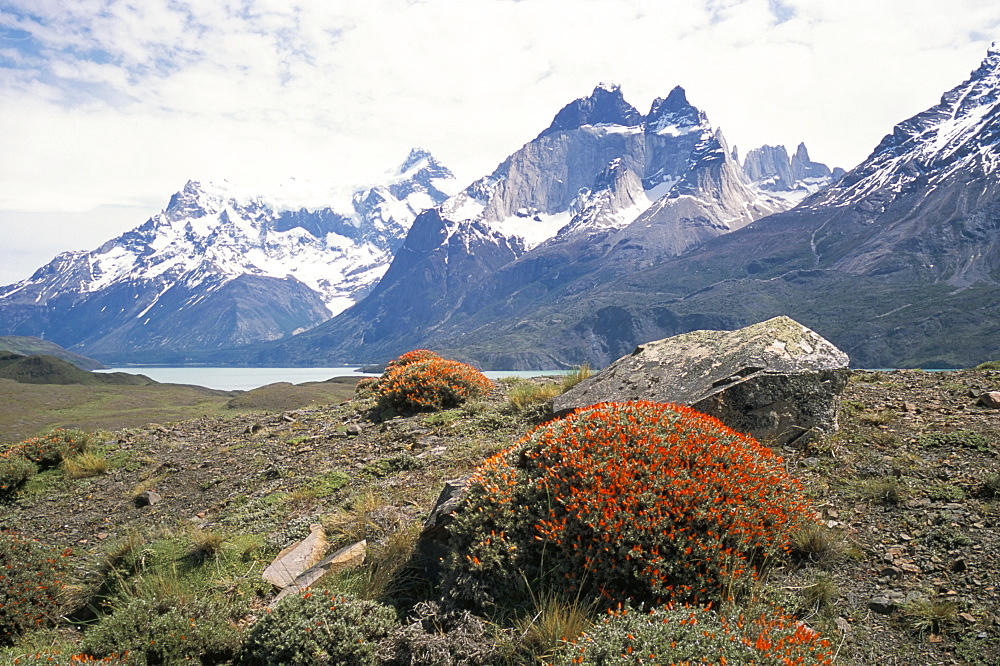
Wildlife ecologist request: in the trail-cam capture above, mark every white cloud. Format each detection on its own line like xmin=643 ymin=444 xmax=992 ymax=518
xmin=0 ymin=0 xmax=998 ymax=282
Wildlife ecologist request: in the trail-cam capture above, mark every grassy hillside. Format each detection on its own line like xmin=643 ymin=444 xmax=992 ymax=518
xmin=0 ymin=352 xmax=153 ymax=386
xmin=0 ymin=336 xmax=105 ymax=370
xmin=0 ymin=369 xmax=997 ymax=664
xmin=0 ymin=376 xmax=359 ymax=443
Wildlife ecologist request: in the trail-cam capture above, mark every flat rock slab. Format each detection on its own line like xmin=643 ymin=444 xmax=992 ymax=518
xmin=553 ymin=316 xmax=850 ymax=445
xmin=262 ymin=523 xmax=328 ymax=588
xmin=270 ymin=540 xmax=367 ymax=606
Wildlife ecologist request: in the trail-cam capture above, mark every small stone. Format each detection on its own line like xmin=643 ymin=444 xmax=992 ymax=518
xmin=97 ymin=532 xmax=109 ymax=540
xmin=835 ymin=617 xmax=851 ymax=635
xmin=900 ymin=562 xmax=922 ymax=574
xmin=245 ymin=422 xmax=263 ymax=434
xmin=959 ymin=612 xmax=977 ymax=624
xmin=903 ymin=402 xmax=919 ymax=413
xmin=345 ymin=423 xmax=362 ymax=436
xmin=868 ymin=597 xmax=896 ymax=615
xmin=134 ymin=490 xmax=162 ymax=507
xmin=977 ymin=391 xmax=1000 ymax=409
xmin=879 ymin=566 xmax=902 ymax=578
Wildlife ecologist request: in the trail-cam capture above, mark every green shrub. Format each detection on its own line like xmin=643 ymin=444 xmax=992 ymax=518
xmin=388 ymin=601 xmax=513 ymax=665
xmin=241 ymin=590 xmax=396 ymax=665
xmin=975 ymin=360 xmax=1000 ymax=371
xmin=917 ymin=429 xmax=992 ymax=451
xmin=13 ymin=651 xmax=128 ymax=664
xmin=980 ymin=472 xmax=1000 ymax=498
xmin=0 ymin=453 xmax=38 ymax=494
xmin=0 ymin=532 xmax=72 ymax=645
xmin=80 ymin=596 xmax=243 ymax=665
xmin=552 ymin=603 xmax=833 ymax=665
xmin=375 ymin=355 xmax=493 ymax=412
xmin=355 ymin=376 xmax=380 ymax=399
xmin=442 ymin=401 xmax=815 ymax=613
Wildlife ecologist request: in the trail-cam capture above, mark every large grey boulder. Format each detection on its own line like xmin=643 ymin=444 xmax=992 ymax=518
xmin=553 ymin=316 xmax=849 ymax=445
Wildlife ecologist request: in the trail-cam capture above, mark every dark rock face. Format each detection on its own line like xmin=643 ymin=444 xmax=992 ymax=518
xmin=553 ymin=316 xmax=850 ymax=445
xmin=538 ymin=83 xmax=644 ymax=138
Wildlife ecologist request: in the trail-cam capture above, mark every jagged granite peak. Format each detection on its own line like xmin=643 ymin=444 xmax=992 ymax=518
xmin=812 ymin=43 xmax=1000 ymax=211
xmin=743 ymin=144 xmax=794 ymax=185
xmin=790 ymin=142 xmax=833 ymax=180
xmin=645 ymin=86 xmax=706 ymax=135
xmin=270 ymin=47 xmax=1000 ymax=371
xmin=246 ymin=85 xmax=802 ymax=366
xmin=742 ymin=142 xmax=842 ymax=202
xmin=0 ymin=150 xmax=457 ymax=359
xmin=538 ymin=82 xmax=644 ymax=138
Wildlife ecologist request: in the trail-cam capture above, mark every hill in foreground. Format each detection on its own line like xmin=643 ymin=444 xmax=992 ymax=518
xmin=0 ymin=368 xmax=997 ymax=663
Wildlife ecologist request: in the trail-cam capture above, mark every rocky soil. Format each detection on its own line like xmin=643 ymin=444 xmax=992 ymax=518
xmin=779 ymin=369 xmax=1000 ymax=665
xmin=1 ymin=370 xmax=999 ymax=664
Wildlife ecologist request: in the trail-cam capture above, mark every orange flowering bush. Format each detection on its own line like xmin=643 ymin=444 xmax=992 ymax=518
xmin=371 ymin=352 xmax=493 ymax=412
xmin=443 ymin=401 xmax=814 ymax=611
xmin=1 ymin=430 xmax=90 ymax=495
xmin=554 ymin=603 xmax=833 ymax=665
xmin=385 ymin=349 xmax=441 ymax=370
xmin=16 ymin=430 xmax=88 ymax=467
xmin=0 ymin=531 xmax=72 ymax=645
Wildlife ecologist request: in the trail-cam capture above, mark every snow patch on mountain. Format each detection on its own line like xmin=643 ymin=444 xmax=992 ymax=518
xmin=0 ymin=149 xmax=457 ymax=322
xmin=808 ymin=44 xmax=1000 ymax=211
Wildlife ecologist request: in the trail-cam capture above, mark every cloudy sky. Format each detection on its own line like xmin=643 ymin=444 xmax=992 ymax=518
xmin=1 ymin=0 xmax=998 ymax=285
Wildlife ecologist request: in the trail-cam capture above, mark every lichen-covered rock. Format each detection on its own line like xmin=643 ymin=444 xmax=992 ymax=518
xmin=553 ymin=316 xmax=849 ymax=445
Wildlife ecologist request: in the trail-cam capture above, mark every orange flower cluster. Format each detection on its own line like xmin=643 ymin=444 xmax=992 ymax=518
xmin=385 ymin=349 xmax=441 ymax=370
xmin=371 ymin=351 xmax=493 ymax=412
xmin=1 ymin=430 xmax=86 ymax=495
xmin=1 ymin=531 xmax=72 ymax=645
xmin=451 ymin=401 xmax=814 ymax=608
xmin=10 ymin=429 xmax=86 ymax=466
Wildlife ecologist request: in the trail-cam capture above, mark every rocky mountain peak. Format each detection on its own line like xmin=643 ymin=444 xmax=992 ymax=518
xmin=538 ymin=83 xmax=643 ymax=138
xmin=818 ymin=45 xmax=1000 ymax=210
xmin=742 ymin=142 xmax=841 ymax=201
xmin=398 ymin=147 xmax=434 ymax=173
xmin=645 ymin=86 xmax=707 ymax=136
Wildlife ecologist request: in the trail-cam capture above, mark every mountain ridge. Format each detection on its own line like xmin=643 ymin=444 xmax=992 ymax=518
xmin=221 ymin=83 xmax=840 ymax=367
xmin=0 ymin=150 xmax=458 ymax=361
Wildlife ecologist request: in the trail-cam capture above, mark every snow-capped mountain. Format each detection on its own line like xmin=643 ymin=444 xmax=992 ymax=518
xmin=426 ymin=43 xmax=1000 ymax=370
xmin=814 ymin=44 xmax=1000 ymax=213
xmin=0 ymin=149 xmax=457 ymax=360
xmin=243 ymin=84 xmax=838 ymax=366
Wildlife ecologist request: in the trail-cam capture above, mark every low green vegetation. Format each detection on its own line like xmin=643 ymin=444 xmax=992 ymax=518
xmin=2 ymin=359 xmax=999 ymax=664
xmin=0 ymin=376 xmax=358 ymax=444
